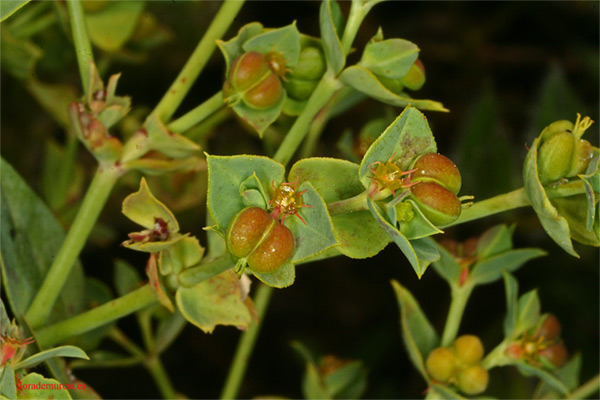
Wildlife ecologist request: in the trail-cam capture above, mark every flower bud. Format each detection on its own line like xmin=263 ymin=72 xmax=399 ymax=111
xmin=534 ymin=314 xmax=561 ymax=342
xmin=226 ymin=207 xmax=295 ymax=274
xmin=453 ymin=335 xmax=484 ymax=365
xmin=426 ymin=347 xmax=458 ymax=382
xmin=400 ymin=59 xmax=426 ymax=91
xmin=410 ymin=182 xmax=461 ymax=226
xmin=566 ymin=138 xmax=594 ymax=177
xmin=457 ymin=365 xmax=489 ymax=395
xmin=410 ymin=153 xmax=462 ymax=194
xmin=539 ymin=342 xmax=567 ymax=368
xmin=538 ymin=131 xmax=575 ymax=184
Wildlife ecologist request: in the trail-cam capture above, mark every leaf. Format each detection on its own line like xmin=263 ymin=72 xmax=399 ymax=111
xmin=514 ymin=361 xmax=569 ymax=396
xmin=430 ymin=383 xmax=468 ymax=400
xmin=536 ymin=353 xmax=581 ymax=398
xmin=206 ymin=154 xmax=285 ymax=231
xmin=217 ymin=22 xmax=264 ymax=72
xmin=243 ymin=22 xmax=301 ymax=67
xmin=124 ymin=157 xmax=204 ymax=176
xmin=1 ymin=0 xmax=31 ymax=22
xmin=0 ymin=158 xmax=86 ymax=323
xmin=552 ymin=195 xmax=600 ymax=247
xmin=231 ymin=93 xmax=286 ymax=137
xmin=122 ymin=177 xmax=179 ymax=231
xmin=146 ymin=254 xmax=174 ymax=312
xmin=114 ymin=259 xmax=143 ymax=297
xmin=432 ymin=242 xmax=462 ymax=286
xmin=176 ymin=270 xmax=253 ymax=333
xmin=159 ymin=236 xmax=205 ymax=276
xmin=144 ymin=114 xmax=201 ymax=159
xmin=16 ymin=372 xmax=72 ymax=399
xmin=359 ymin=106 xmax=437 ymax=187
xmin=251 ymin=262 xmax=295 ymax=289
xmin=155 ymin=311 xmax=187 ymax=354
xmin=398 ymin=199 xmax=443 ymax=240
xmin=476 ymin=224 xmax=514 ymax=259
xmin=502 ymin=272 xmax=519 ymax=338
xmin=69 ymin=350 xmax=142 ymax=369
xmin=515 ymin=289 xmax=541 ymax=337
xmin=324 ymin=360 xmax=368 ymax=399
xmin=0 ymin=365 xmax=16 ymax=399
xmin=40 ymin=139 xmax=82 ymax=211
xmin=360 ymin=37 xmax=419 ymax=79
xmin=14 ymin=346 xmax=89 ymax=370
xmin=319 ymin=0 xmax=345 ymax=74
xmin=85 ymin=1 xmax=145 ymax=52
xmin=339 ymin=66 xmax=447 ymax=112
xmin=391 ymin=280 xmax=439 ymax=380
xmin=469 ymin=249 xmax=546 ymax=286
xmin=0 ymin=25 xmax=42 ymax=80
xmin=523 ymin=137 xmax=578 ymax=257
xmin=25 ymin=79 xmax=78 ymax=128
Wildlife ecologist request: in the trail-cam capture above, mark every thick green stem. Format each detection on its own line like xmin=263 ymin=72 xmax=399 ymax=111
xmin=273 ymin=72 xmax=340 ymax=164
xmin=328 ymin=191 xmax=368 ymax=215
xmin=220 ymin=284 xmax=273 ymax=400
xmin=146 ymin=356 xmax=178 ymax=399
xmin=26 ymin=166 xmax=121 ymax=328
xmin=570 ymin=374 xmax=600 ymax=399
xmin=440 ymin=284 xmax=474 ymax=347
xmin=168 ymin=91 xmax=224 ymax=134
xmin=66 ymin=0 xmax=94 ymax=97
xmin=109 ymin=328 xmax=145 ymax=357
xmin=152 ymin=0 xmax=244 ymax=122
xmin=35 ymin=284 xmax=156 ymax=348
xmin=186 ymin=108 xmax=231 ymax=144
xmin=178 ymin=256 xmax=234 ymax=288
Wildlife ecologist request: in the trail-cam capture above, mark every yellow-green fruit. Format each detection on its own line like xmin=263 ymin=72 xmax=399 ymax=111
xmin=284 ymin=78 xmax=318 ymax=100
xmin=540 ymin=120 xmax=574 ymax=141
xmin=453 ymin=335 xmax=484 ymax=365
xmin=566 ymin=138 xmax=594 ymax=177
xmin=457 ymin=365 xmax=489 ymax=395
xmin=290 ymin=47 xmax=326 ymax=81
xmin=426 ymin=347 xmax=458 ymax=382
xmin=538 ymin=131 xmax=575 ymax=184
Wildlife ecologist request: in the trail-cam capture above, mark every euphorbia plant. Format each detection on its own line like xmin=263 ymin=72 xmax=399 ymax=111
xmin=1 ymin=1 xmax=598 ymax=399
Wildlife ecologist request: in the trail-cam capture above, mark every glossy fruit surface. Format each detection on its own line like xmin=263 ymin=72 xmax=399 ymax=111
xmin=410 ymin=182 xmax=461 ymax=226
xmin=411 ymin=153 xmax=461 ymax=194
xmin=243 ymin=72 xmax=284 ymax=109
xmin=426 ymin=347 xmax=457 ymax=382
xmin=247 ymin=222 xmax=295 ymax=273
xmin=230 ymin=51 xmax=270 ymax=92
xmin=457 ymin=365 xmax=489 ymax=395
xmin=453 ymin=335 xmax=484 ymax=365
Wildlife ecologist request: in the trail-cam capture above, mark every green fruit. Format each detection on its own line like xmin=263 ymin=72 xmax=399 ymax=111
xmin=411 ymin=153 xmax=462 ymax=194
xmin=453 ymin=335 xmax=484 ymax=365
xmin=540 ymin=120 xmax=574 ymax=141
xmin=226 ymin=207 xmax=295 ymax=273
xmin=457 ymin=365 xmax=489 ymax=395
xmin=535 ymin=314 xmax=561 ymax=341
xmin=401 ymin=59 xmax=426 ymax=91
xmin=410 ymin=182 xmax=461 ymax=226
xmin=284 ymin=78 xmax=318 ymax=100
xmin=426 ymin=347 xmax=458 ymax=382
xmin=566 ymin=138 xmax=594 ymax=177
xmin=290 ymin=47 xmax=326 ymax=81
xmin=243 ymin=72 xmax=284 ymax=110
xmin=538 ymin=131 xmax=575 ymax=184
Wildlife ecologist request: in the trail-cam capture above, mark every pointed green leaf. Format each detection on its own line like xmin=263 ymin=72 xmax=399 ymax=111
xmin=206 ymin=154 xmax=285 ymax=230
xmin=523 ymin=137 xmax=578 ymax=256
xmin=398 ymin=199 xmax=444 ymax=240
xmin=552 ymin=195 xmax=600 ymax=247
xmin=319 ymin=0 xmax=345 ymax=74
xmin=361 ymin=37 xmax=419 ymax=79
xmin=0 ymin=25 xmax=42 ymax=80
xmin=124 ymin=157 xmax=204 ymax=176
xmin=340 ymin=66 xmax=447 ymax=112
xmin=536 ymin=353 xmax=581 ymax=398
xmin=1 ymin=0 xmax=31 ymax=22
xmin=123 ymin=232 xmax=187 ymax=253
xmin=470 ymin=248 xmax=546 ymax=286
xmin=432 ymin=242 xmax=462 ymax=286
xmin=122 ymin=177 xmax=179 ymax=231
xmin=25 ymin=79 xmax=78 ymax=128
xmin=0 ymin=365 xmax=16 ymax=399
xmin=14 ymin=346 xmax=89 ymax=370
xmin=391 ymin=280 xmax=439 ymax=380
xmin=359 ymin=106 xmax=438 ymax=188
xmin=155 ymin=311 xmax=187 ymax=354
xmin=41 ymin=139 xmax=82 ymax=211
xmin=503 ymin=272 xmax=518 ymax=338
xmin=176 ymin=270 xmax=253 ymax=333
xmin=145 ymin=114 xmax=201 ymax=159
xmin=239 ymin=173 xmax=269 ymax=209
xmin=231 ymin=92 xmax=286 ymax=137
xmin=514 ymin=361 xmax=569 ymax=396
xmin=217 ymin=22 xmax=264 ymax=73
xmin=515 ymin=290 xmax=540 ymax=337
xmin=476 ymin=224 xmax=514 ymax=259
xmin=159 ymin=236 xmax=205 ymax=276
xmin=330 ymin=211 xmax=391 ymax=258
xmin=243 ymin=23 xmax=301 ymax=67
xmin=324 ymin=360 xmax=368 ymax=399
xmin=85 ymin=1 xmax=145 ymax=52
xmin=69 ymin=350 xmax=142 ymax=369
xmin=251 ymin=262 xmax=295 ymax=289
xmin=114 ymin=259 xmax=143 ymax=297
xmin=0 ymin=158 xmax=86 ymax=323
xmin=430 ymin=383 xmax=468 ymax=400
xmin=16 ymin=373 xmax=72 ymax=399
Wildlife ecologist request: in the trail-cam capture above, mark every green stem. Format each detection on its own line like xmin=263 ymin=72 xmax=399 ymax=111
xmin=109 ymin=327 xmax=145 ymax=357
xmin=35 ymin=284 xmax=156 ymax=348
xmin=178 ymin=256 xmax=234 ymax=288
xmin=440 ymin=284 xmax=474 ymax=347
xmin=328 ymin=191 xmax=368 ymax=215
xmin=220 ymin=284 xmax=273 ymax=400
xmin=273 ymin=72 xmax=340 ymax=165
xmin=138 ymin=309 xmax=155 ymax=352
xmin=66 ymin=0 xmax=94 ymax=97
xmin=146 ymin=356 xmax=178 ymax=399
xmin=340 ymin=0 xmax=384 ymax=54
xmin=481 ymin=340 xmax=510 ymax=370
xmin=570 ymin=373 xmax=600 ymax=399
xmin=152 ymin=0 xmax=244 ymax=122
xmin=168 ymin=91 xmax=225 ymax=134
xmin=26 ymin=166 xmax=121 ymax=328
xmin=186 ymin=107 xmax=231 ymax=144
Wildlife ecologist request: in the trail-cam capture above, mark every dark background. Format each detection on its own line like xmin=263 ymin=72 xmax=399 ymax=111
xmin=2 ymin=1 xmax=598 ymax=398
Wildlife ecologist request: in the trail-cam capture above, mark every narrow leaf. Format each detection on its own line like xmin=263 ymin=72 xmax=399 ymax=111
xmin=470 ymin=248 xmax=546 ymax=286
xmin=15 ymin=346 xmax=89 ymax=370
xmin=503 ymin=272 xmax=519 ymax=338
xmin=319 ymin=0 xmax=345 ymax=74
xmin=514 ymin=361 xmax=569 ymax=396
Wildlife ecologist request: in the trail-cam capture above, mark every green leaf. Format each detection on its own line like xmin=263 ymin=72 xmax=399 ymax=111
xmin=122 ymin=232 xmax=187 ymax=253
xmin=523 ymin=137 xmax=578 ymax=257
xmin=25 ymin=79 xmax=78 ymax=128
xmin=69 ymin=350 xmax=142 ymax=369
xmin=432 ymin=242 xmax=462 ymax=286
xmin=0 ymin=25 xmax=42 ymax=80
xmin=324 ymin=360 xmax=368 ymax=399
xmin=359 ymin=106 xmax=437 ymax=187
xmin=206 ymin=154 xmax=285 ymax=231
xmin=430 ymin=383 xmax=468 ymax=400
xmin=536 ymin=354 xmax=581 ymax=398
xmin=14 ymin=346 xmax=89 ymax=370
xmin=0 ymin=158 xmax=86 ymax=323
xmin=85 ymin=1 xmax=145 ymax=52
xmin=240 ymin=173 xmax=269 ymax=209
xmin=251 ymin=262 xmax=295 ymax=289
xmin=514 ymin=361 xmax=569 ymax=396
xmin=176 ymin=270 xmax=253 ymax=333
xmin=398 ymin=199 xmax=444 ymax=240
xmin=391 ymin=280 xmax=439 ymax=380
xmin=0 ymin=365 xmax=16 ymax=399
xmin=144 ymin=114 xmax=201 ymax=159
xmin=319 ymin=0 xmax=345 ymax=74
xmin=469 ymin=248 xmax=546 ymax=286
xmin=41 ymin=139 xmax=82 ymax=211
xmin=217 ymin=22 xmax=264 ymax=73
xmin=124 ymin=157 xmax=204 ymax=176
xmin=114 ymin=259 xmax=143 ymax=297
xmin=502 ymin=272 xmax=519 ymax=338
xmin=17 ymin=373 xmax=72 ymax=399
xmin=1 ymin=0 xmax=31 ymax=21
xmin=231 ymin=93 xmax=286 ymax=137
xmin=360 ymin=37 xmax=419 ymax=79
xmin=475 ymin=224 xmax=514 ymax=259
xmin=243 ymin=22 xmax=301 ymax=67
xmin=339 ymin=66 xmax=447 ymax=112
xmin=159 ymin=236 xmax=205 ymax=276
xmin=330 ymin=211 xmax=391 ymax=258
xmin=155 ymin=311 xmax=187 ymax=354
xmin=122 ymin=177 xmax=179 ymax=231
xmin=515 ymin=289 xmax=541 ymax=337
xmin=552 ymin=195 xmax=600 ymax=247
